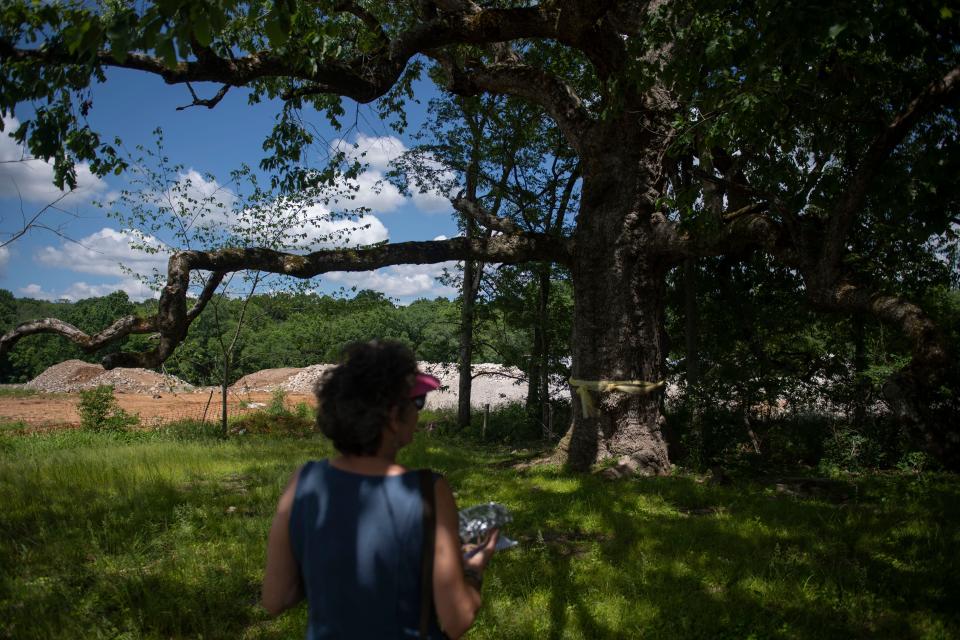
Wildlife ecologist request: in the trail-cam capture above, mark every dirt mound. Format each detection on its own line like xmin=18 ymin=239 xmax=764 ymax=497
xmin=283 ymin=364 xmax=334 ymax=394
xmin=418 ymin=362 xmax=534 ymax=410
xmin=227 ymin=362 xmax=552 ymax=408
xmin=24 ymin=359 xmax=566 ymax=407
xmin=230 ymin=367 xmax=305 ymax=392
xmin=25 ymin=359 xmax=193 ymax=394
xmin=25 ymin=359 xmax=104 ymax=391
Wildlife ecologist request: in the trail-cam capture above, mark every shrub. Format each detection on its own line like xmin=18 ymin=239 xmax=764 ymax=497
xmin=819 ymin=424 xmax=884 ymax=473
xmin=471 ymin=401 xmax=557 ymax=444
xmin=418 ymin=400 xmax=570 ymax=445
xmin=293 ymin=401 xmax=314 ymax=420
xmin=897 ymin=451 xmax=939 ymax=475
xmin=78 ymin=385 xmax=139 ymax=432
xmin=266 ymin=388 xmax=289 ymax=416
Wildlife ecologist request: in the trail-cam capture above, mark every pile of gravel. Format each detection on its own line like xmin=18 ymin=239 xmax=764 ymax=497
xmin=282 ymin=364 xmax=335 ymax=394
xmin=418 ymin=362 xmax=543 ymax=410
xmin=230 ymin=367 xmax=312 ymax=393
xmin=25 ymin=359 xmax=193 ymax=394
xmin=23 ymin=358 xmax=568 ymax=408
xmin=227 ymin=361 xmax=566 ymax=409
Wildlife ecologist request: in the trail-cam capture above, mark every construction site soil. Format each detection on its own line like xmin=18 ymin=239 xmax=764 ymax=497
xmin=0 ymin=359 xmax=542 ymax=428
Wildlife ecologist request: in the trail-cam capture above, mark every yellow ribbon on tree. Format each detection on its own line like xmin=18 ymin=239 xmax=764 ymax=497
xmin=568 ymin=378 xmax=666 ymax=418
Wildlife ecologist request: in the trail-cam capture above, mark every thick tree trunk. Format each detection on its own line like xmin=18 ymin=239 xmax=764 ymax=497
xmin=560 ymin=142 xmax=672 ymax=475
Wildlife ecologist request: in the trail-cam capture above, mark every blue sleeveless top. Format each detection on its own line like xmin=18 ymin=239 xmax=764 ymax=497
xmin=289 ymin=459 xmax=444 ymax=639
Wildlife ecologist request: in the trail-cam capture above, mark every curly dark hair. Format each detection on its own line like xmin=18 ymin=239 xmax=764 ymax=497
xmin=314 ymin=340 xmax=417 ymax=456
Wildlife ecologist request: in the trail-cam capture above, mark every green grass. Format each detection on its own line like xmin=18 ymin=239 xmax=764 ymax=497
xmin=0 ymin=419 xmax=29 ymax=432
xmin=1 ymin=422 xmax=958 ymax=639
xmin=0 ymin=386 xmax=41 ymax=398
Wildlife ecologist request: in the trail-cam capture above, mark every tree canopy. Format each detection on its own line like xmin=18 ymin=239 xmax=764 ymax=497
xmin=1 ymin=0 xmax=957 ymax=471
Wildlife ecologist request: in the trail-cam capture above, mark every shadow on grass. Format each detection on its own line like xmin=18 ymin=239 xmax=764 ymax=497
xmin=479 ymin=469 xmax=960 ymax=639
xmin=3 ymin=432 xmax=958 ymax=639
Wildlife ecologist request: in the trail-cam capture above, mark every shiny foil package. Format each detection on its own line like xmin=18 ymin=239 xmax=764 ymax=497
xmin=458 ymin=502 xmax=518 ymax=552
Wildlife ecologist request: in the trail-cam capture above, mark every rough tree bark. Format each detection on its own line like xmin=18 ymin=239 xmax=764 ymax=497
xmin=562 ymin=125 xmax=673 ymax=475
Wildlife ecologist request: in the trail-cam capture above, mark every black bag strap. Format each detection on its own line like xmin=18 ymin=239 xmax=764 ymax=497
xmin=418 ymin=469 xmax=436 ymax=639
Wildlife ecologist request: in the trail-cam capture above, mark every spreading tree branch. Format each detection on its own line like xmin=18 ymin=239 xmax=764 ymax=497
xmin=649 ymin=210 xmax=790 ymax=264
xmin=186 ymin=271 xmax=227 ymax=322
xmin=0 ymin=315 xmax=157 ymax=359
xmin=435 ymin=58 xmax=594 ymax=153
xmin=1 ymin=235 xmax=570 ymax=370
xmin=176 ymin=83 xmax=232 ymax=111
xmin=2 ymin=3 xmax=627 ymax=108
xmin=452 ymin=195 xmax=523 ymax=234
xmin=1 ymin=189 xmax=73 ymax=248
xmin=331 ymin=1 xmax=390 ymax=48
xmin=820 ymin=65 xmax=960 ymax=275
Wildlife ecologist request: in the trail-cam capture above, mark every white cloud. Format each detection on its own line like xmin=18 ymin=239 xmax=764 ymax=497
xmin=226 ymin=197 xmax=389 ymax=250
xmin=19 ymin=278 xmax=159 ymax=302
xmin=35 ymin=227 xmax=170 ymax=278
xmin=0 ymin=115 xmax=109 ymax=203
xmin=277 ymin=208 xmax=389 ymax=251
xmin=0 ymin=245 xmax=9 ymax=274
xmin=335 ymin=134 xmax=452 ymax=215
xmin=324 ymin=262 xmax=458 ymax=299
xmin=410 ymin=187 xmax=452 ymax=214
xmin=340 ymin=170 xmax=406 ymax=213
xmin=164 ymin=168 xmax=237 ymax=227
xmin=341 ymin=133 xmax=406 ymax=172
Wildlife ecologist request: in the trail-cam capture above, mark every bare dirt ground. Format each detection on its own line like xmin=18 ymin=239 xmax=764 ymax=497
xmin=0 ymin=389 xmax=316 ymax=428
xmin=0 ymin=359 xmax=557 ymax=428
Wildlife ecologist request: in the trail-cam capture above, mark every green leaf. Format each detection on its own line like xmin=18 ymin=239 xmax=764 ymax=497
xmin=193 ymin=13 xmax=212 ymax=48
xmin=156 ymin=36 xmax=177 ymax=69
xmin=941 ymin=7 xmax=953 ymax=19
xmin=828 ymin=23 xmax=846 ymax=40
xmin=265 ymin=8 xmax=290 ymax=47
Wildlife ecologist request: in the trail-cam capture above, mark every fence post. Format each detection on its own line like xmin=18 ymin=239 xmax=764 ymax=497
xmin=546 ymin=401 xmax=553 ymax=440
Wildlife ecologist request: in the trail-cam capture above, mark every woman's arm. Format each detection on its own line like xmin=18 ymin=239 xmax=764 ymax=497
xmin=432 ymin=477 xmax=498 ymax=639
xmin=261 ymin=466 xmax=305 ymax=617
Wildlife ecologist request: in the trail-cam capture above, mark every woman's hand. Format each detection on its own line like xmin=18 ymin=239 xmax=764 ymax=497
xmin=462 ymin=528 xmax=499 ymax=574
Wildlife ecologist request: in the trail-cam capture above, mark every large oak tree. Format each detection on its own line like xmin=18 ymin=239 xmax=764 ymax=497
xmin=1 ymin=0 xmax=957 ymax=472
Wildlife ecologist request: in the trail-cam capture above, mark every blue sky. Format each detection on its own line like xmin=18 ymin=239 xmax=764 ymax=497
xmin=0 ymin=68 xmax=463 ymax=304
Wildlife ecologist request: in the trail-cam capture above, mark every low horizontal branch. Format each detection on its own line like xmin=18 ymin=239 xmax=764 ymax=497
xmin=2 ymin=234 xmax=571 ymax=370
xmin=0 ymin=315 xmax=156 ymax=359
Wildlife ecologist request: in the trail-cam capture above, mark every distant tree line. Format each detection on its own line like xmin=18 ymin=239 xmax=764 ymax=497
xmin=0 ymin=284 xmax=574 ymax=389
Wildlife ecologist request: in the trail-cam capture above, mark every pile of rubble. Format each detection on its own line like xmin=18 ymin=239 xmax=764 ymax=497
xmin=230 ymin=361 xmax=562 ymax=410
xmin=230 ymin=367 xmax=311 ymax=393
xmin=24 ymin=359 xmax=569 ymax=409
xmin=282 ymin=364 xmax=335 ymax=394
xmin=25 ymin=359 xmax=193 ymax=394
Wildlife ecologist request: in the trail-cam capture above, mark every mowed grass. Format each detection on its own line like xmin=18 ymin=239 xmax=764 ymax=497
xmin=1 ymin=422 xmax=958 ymax=639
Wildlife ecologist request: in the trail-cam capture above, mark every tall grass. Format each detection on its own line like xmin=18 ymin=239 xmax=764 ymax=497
xmin=1 ymin=418 xmax=958 ymax=639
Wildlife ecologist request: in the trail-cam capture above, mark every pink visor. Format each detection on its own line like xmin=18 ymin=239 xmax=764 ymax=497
xmin=410 ymin=372 xmax=441 ymax=397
